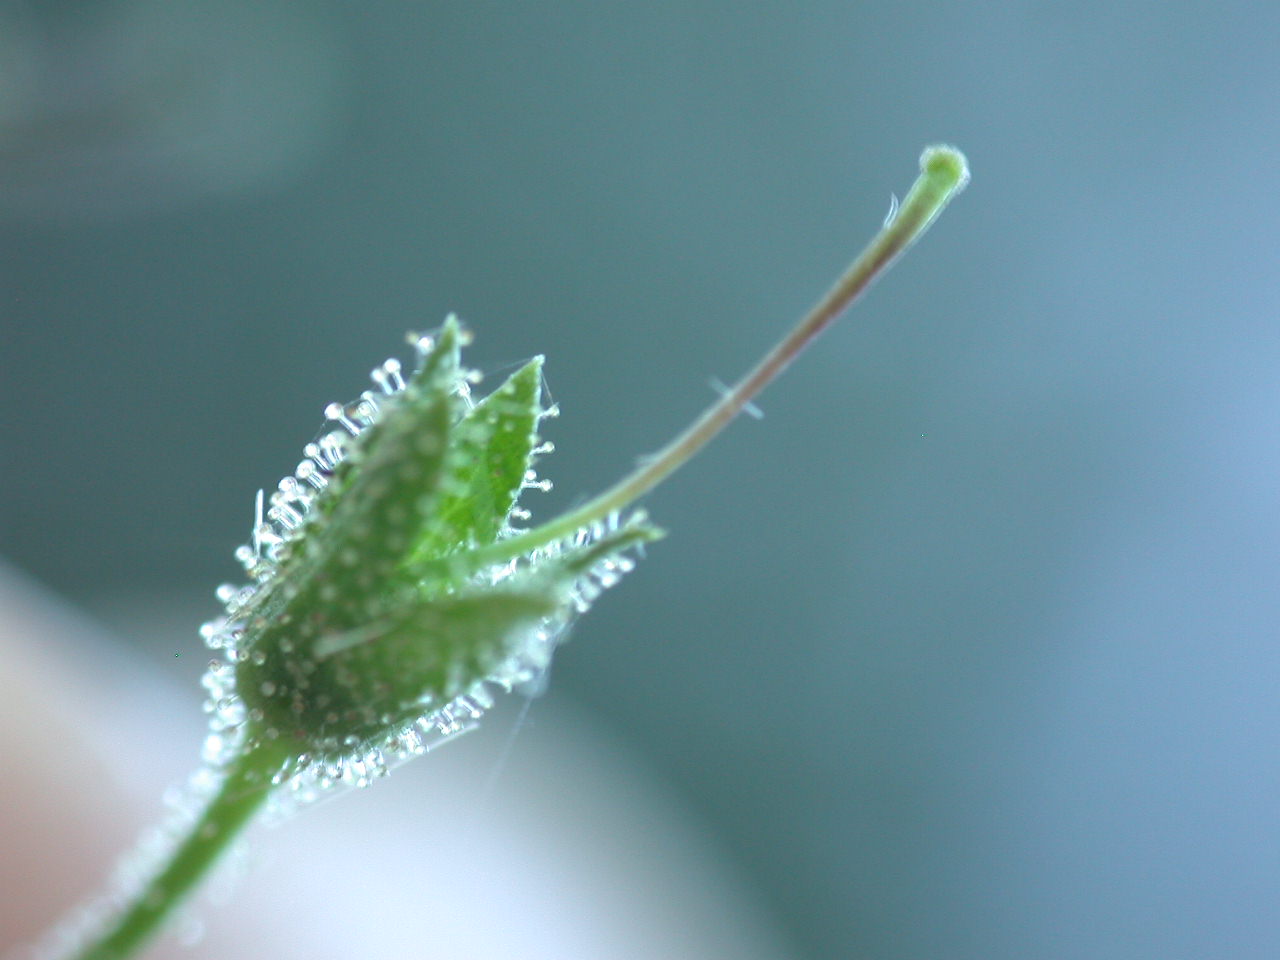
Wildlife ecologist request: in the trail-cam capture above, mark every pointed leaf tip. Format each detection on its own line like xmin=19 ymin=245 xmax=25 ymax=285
xmin=409 ymin=355 xmax=547 ymax=566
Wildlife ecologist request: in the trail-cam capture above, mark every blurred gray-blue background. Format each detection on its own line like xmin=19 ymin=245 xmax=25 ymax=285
xmin=3 ymin=2 xmax=1280 ymax=958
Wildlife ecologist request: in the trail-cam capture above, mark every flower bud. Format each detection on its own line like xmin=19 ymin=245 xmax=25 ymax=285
xmin=201 ymin=317 xmax=656 ymax=791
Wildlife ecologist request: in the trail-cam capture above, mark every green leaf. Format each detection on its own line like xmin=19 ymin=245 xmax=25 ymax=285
xmin=249 ymin=319 xmax=466 ymax=610
xmin=240 ymin=586 xmax=560 ymax=752
xmin=413 ymin=314 xmax=464 ymax=385
xmin=492 ymin=516 xmax=663 ymax=616
xmin=312 ymin=320 xmax=462 ymax=600
xmin=539 ymin=517 xmax=664 ymax=581
xmin=235 ymin=322 xmax=466 ymax=732
xmin=411 ymin=356 xmax=545 ymax=564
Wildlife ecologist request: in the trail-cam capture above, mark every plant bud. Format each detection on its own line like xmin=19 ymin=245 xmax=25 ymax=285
xmin=199 ymin=317 xmax=656 ymax=794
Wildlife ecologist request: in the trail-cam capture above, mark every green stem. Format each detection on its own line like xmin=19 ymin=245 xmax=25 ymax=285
xmin=453 ymin=145 xmax=969 ymax=572
xmin=70 ymin=735 xmax=291 ymax=960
